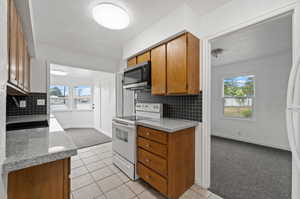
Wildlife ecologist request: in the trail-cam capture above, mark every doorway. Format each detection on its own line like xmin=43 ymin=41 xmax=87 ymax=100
xmin=49 ymin=63 xmax=115 ymax=148
xmin=209 ymin=13 xmax=293 ymax=199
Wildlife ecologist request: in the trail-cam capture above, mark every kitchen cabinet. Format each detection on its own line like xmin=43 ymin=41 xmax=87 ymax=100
xmin=127 ymin=57 xmax=137 ymax=67
xmin=137 ymin=51 xmax=150 ymax=64
xmin=8 ymin=0 xmax=18 ymax=86
xmin=23 ymin=43 xmax=30 ymax=91
xmin=8 ymin=158 xmax=70 ymax=199
xmin=7 ymin=0 xmax=31 ymax=94
xmin=17 ymin=18 xmax=24 ymax=89
xmin=151 ymin=45 xmax=166 ymax=95
xmin=167 ymin=33 xmax=200 ymax=95
xmin=137 ymin=126 xmax=195 ymax=199
xmin=127 ymin=32 xmax=200 ymax=96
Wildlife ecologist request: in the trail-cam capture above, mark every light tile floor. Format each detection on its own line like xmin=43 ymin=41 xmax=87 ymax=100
xmin=71 ymin=143 xmax=222 ymax=199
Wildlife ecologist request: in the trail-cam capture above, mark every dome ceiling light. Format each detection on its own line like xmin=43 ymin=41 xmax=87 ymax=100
xmin=92 ymin=3 xmax=130 ymax=30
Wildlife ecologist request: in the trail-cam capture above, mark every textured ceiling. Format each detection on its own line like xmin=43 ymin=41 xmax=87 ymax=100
xmin=211 ymin=13 xmax=292 ymax=66
xmin=30 ymin=0 xmax=232 ymax=70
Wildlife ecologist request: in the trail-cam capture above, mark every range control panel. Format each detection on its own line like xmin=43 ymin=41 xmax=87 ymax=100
xmin=135 ymin=103 xmax=162 ymax=113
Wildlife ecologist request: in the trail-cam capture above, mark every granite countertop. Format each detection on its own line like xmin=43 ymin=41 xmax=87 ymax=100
xmin=3 ymin=127 xmax=77 ymax=173
xmin=6 ymin=114 xmax=48 ymax=125
xmin=136 ymin=118 xmax=199 ymax=133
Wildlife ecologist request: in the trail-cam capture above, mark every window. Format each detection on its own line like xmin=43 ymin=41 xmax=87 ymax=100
xmin=49 ymin=85 xmax=70 ymax=110
xmin=223 ymin=75 xmax=255 ymax=118
xmin=73 ymin=86 xmax=93 ymax=110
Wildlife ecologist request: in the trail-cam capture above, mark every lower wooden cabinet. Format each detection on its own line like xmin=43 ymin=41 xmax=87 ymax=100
xmin=137 ymin=126 xmax=195 ymax=199
xmin=8 ymin=158 xmax=70 ymax=199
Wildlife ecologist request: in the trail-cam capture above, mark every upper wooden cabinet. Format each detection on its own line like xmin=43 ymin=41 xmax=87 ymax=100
xmin=167 ymin=33 xmax=199 ymax=95
xmin=17 ymin=18 xmax=24 ymax=89
xmin=8 ymin=0 xmax=18 ymax=86
xmin=127 ymin=57 xmax=137 ymax=67
xmin=126 ymin=32 xmax=200 ymax=96
xmin=23 ymin=43 xmax=30 ymax=92
xmin=137 ymin=51 xmax=150 ymax=64
xmin=151 ymin=45 xmax=166 ymax=95
xmin=8 ymin=0 xmax=31 ymax=94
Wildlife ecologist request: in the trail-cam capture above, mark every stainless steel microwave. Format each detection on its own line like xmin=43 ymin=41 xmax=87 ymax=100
xmin=123 ymin=61 xmax=151 ymax=90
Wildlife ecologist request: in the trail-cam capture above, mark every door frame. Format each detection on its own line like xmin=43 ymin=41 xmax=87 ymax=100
xmin=201 ymin=1 xmax=300 ymax=197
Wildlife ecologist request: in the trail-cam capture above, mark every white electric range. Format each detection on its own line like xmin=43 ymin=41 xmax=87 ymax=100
xmin=112 ymin=103 xmax=162 ymax=180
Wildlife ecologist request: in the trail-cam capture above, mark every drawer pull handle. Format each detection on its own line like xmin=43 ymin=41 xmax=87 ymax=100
xmin=145 ymin=158 xmax=151 ymax=162
xmin=145 ymin=144 xmax=151 ymax=148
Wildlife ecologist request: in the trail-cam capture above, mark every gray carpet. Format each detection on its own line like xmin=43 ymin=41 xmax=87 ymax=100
xmin=65 ymin=128 xmax=112 ymax=149
xmin=210 ymin=136 xmax=292 ymax=199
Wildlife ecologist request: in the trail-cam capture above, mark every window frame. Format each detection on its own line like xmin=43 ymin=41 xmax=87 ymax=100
xmin=73 ymin=86 xmax=94 ymax=111
xmin=49 ymin=85 xmax=71 ymax=111
xmin=49 ymin=85 xmax=94 ymax=112
xmin=221 ymin=75 xmax=256 ymax=121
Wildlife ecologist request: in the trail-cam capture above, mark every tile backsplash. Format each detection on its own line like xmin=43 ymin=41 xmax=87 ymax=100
xmin=135 ymin=91 xmax=202 ymax=122
xmin=7 ymin=93 xmax=47 ymax=116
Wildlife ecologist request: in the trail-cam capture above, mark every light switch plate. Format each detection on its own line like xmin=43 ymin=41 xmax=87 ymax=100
xmin=37 ymin=99 xmax=45 ymax=106
xmin=20 ymin=100 xmax=26 ymax=108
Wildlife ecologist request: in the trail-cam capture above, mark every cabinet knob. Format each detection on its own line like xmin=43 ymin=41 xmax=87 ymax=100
xmin=145 ymin=175 xmax=151 ymax=179
xmin=145 ymin=144 xmax=150 ymax=148
xmin=145 ymin=158 xmax=150 ymax=162
xmin=146 ymin=132 xmax=150 ymax=136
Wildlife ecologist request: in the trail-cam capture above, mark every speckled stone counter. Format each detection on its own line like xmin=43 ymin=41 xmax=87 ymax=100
xmin=6 ymin=114 xmax=48 ymax=125
xmin=3 ymin=127 xmax=77 ymax=173
xmin=136 ymin=118 xmax=199 ymax=133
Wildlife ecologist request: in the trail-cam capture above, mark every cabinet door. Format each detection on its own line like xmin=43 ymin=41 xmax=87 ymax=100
xmin=137 ymin=51 xmax=150 ymax=64
xmin=127 ymin=57 xmax=137 ymax=67
xmin=17 ymin=17 xmax=24 ymax=89
xmin=151 ymin=45 xmax=166 ymax=95
xmin=8 ymin=0 xmax=18 ymax=85
xmin=8 ymin=159 xmax=70 ymax=199
xmin=167 ymin=34 xmax=187 ymax=94
xmin=23 ymin=42 xmax=30 ymax=92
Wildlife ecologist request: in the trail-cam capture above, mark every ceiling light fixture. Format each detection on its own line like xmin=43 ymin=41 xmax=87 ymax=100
xmin=92 ymin=3 xmax=130 ymax=30
xmin=50 ymin=70 xmax=67 ymax=76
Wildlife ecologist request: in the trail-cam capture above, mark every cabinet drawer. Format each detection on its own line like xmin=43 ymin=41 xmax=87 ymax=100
xmin=137 ymin=163 xmax=167 ymax=195
xmin=138 ymin=148 xmax=167 ymax=177
xmin=138 ymin=137 xmax=167 ymax=158
xmin=138 ymin=126 xmax=167 ymax=144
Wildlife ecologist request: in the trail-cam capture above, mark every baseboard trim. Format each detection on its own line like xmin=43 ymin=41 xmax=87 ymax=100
xmin=212 ymin=133 xmax=290 ymax=151
xmin=63 ymin=125 xmax=94 ymax=129
xmin=97 ymin=128 xmax=112 ymax=138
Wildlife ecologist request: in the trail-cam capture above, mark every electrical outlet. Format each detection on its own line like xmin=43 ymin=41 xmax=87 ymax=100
xmin=19 ymin=100 xmax=26 ymax=108
xmin=37 ymin=99 xmax=45 ymax=106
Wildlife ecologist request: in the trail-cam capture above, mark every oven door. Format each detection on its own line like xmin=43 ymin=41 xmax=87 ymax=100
xmin=112 ymin=121 xmax=136 ymax=163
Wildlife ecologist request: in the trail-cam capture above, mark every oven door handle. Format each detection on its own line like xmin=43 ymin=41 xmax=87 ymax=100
xmin=112 ymin=121 xmax=134 ymax=129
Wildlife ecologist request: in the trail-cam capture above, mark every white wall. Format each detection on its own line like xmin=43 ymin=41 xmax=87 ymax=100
xmin=0 ymin=0 xmax=8 ymax=198
xmin=98 ymin=77 xmax=116 ymax=137
xmin=38 ymin=43 xmax=119 ymax=73
xmin=30 ymin=58 xmax=47 ymax=93
xmin=122 ymin=0 xmax=299 ymax=189
xmin=122 ymin=5 xmax=186 ymax=59
xmin=51 ymin=75 xmax=95 ymax=129
xmin=212 ymin=52 xmax=292 ymax=150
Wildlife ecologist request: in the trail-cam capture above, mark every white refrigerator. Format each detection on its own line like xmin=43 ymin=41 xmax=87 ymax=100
xmin=287 ymin=58 xmax=300 ymax=198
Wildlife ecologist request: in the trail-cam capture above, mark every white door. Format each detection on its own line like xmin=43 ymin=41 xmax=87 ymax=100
xmin=288 ymin=5 xmax=300 ymax=199
xmin=287 ymin=58 xmax=300 ymax=199
xmin=94 ymin=85 xmax=101 ymax=131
